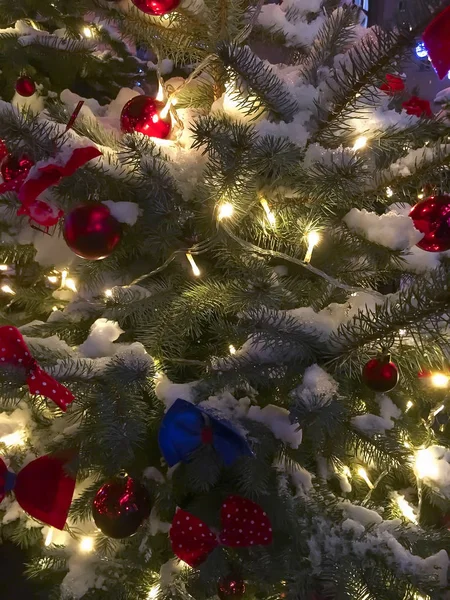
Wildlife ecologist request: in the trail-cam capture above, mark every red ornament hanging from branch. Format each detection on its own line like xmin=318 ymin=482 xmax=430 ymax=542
xmin=362 ymin=354 xmax=399 ymax=393
xmin=63 ymin=204 xmax=122 ymax=260
xmin=409 ymin=195 xmax=450 ymax=253
xmin=131 ymin=0 xmax=180 ymax=16
xmin=15 ymin=76 xmax=36 ymax=97
xmin=120 ymin=95 xmax=171 ymax=139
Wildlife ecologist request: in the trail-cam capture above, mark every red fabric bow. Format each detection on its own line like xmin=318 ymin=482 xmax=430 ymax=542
xmin=402 ymin=96 xmax=432 ymax=118
xmin=423 ymin=6 xmax=450 ymax=79
xmin=0 ymin=453 xmax=76 ymax=529
xmin=0 ymin=326 xmax=74 ymax=412
xmin=379 ymin=74 xmax=405 ymax=95
xmin=170 ymin=495 xmax=273 ymax=567
xmin=18 ymin=145 xmax=102 ymax=227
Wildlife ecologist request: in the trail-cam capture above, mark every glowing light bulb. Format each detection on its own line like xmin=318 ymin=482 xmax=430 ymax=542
xmin=229 ymin=344 xmax=236 ymax=355
xmin=45 ymin=528 xmax=54 ymax=546
xmin=52 ymin=306 xmax=59 ymax=312
xmin=217 ymin=202 xmax=234 ymax=220
xmin=386 ymin=187 xmax=393 ymax=198
xmin=415 ymin=448 xmax=439 ymax=480
xmin=0 ymin=265 xmax=8 ymax=271
xmin=156 ymin=84 xmax=164 ymax=102
xmin=148 ymin=585 xmax=160 ymax=600
xmin=430 ymin=373 xmax=449 ymax=388
xmin=0 ymin=430 xmax=25 ymax=446
xmin=1 ymin=284 xmax=15 ymax=295
xmin=79 ymin=537 xmax=94 ymax=553
xmin=415 ymin=42 xmax=428 ymax=59
xmin=417 ymin=193 xmax=424 ymax=200
xmin=65 ymin=278 xmax=77 ymax=293
xmin=83 ymin=26 xmax=93 ymax=38
xmin=342 ymin=465 xmax=351 ymax=478
xmin=405 ymin=400 xmax=413 ymax=412
xmin=186 ymin=253 xmax=201 ymax=277
xmin=104 ymin=289 xmax=113 ymax=298
xmin=395 ymin=494 xmax=418 ymax=524
xmin=357 ymin=467 xmax=374 ymax=489
xmin=433 ymin=404 xmax=445 ymax=416
xmin=61 ymin=269 xmax=68 ymax=287
xmin=260 ymin=198 xmax=276 ymax=227
xmin=353 ymin=136 xmax=367 ymax=151
xmin=47 ymin=275 xmax=58 ymax=284
xmin=304 ymin=230 xmax=320 ymax=263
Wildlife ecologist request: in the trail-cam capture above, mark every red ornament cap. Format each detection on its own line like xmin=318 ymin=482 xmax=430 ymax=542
xmin=362 ymin=355 xmax=399 ymax=393
xmin=120 ymin=95 xmax=171 ymax=139
xmin=131 ymin=0 xmax=180 ymax=15
xmin=409 ymin=195 xmax=450 ymax=253
xmin=423 ymin=6 xmax=450 ymax=79
xmin=63 ymin=204 xmax=122 ymax=260
xmin=217 ymin=577 xmax=246 ymax=600
xmin=15 ymin=76 xmax=36 ymax=97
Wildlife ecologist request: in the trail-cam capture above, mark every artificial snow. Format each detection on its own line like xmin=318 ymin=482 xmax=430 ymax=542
xmin=154 ymin=373 xmax=196 ymax=408
xmin=78 ymin=318 xmax=124 ymax=358
xmin=257 ymin=3 xmax=325 ymax=47
xmin=415 ymin=446 xmax=450 ymax=499
xmin=102 ymin=200 xmax=140 ymax=225
xmin=247 ymin=404 xmax=302 ymax=448
xmin=378 ymin=394 xmax=401 ymax=424
xmin=339 ymin=502 xmax=383 ymax=526
xmin=352 ymin=414 xmax=394 ymax=435
xmin=292 ymin=364 xmax=339 ymax=407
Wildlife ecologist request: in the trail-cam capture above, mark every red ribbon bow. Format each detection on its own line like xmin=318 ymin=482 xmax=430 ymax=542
xmin=170 ymin=495 xmax=273 ymax=567
xmin=0 ymin=453 xmax=76 ymax=529
xmin=0 ymin=326 xmax=74 ymax=412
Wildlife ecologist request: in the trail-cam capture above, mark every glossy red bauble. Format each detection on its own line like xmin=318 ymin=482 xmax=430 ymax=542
xmin=362 ymin=356 xmax=399 ymax=393
xmin=92 ymin=476 xmax=150 ymax=539
xmin=1 ymin=154 xmax=34 ymax=182
xmin=120 ymin=95 xmax=171 ymax=139
xmin=131 ymin=0 xmax=180 ymax=15
xmin=15 ymin=76 xmax=36 ymax=97
xmin=217 ymin=577 xmax=246 ymax=600
xmin=409 ymin=195 xmax=450 ymax=253
xmin=63 ymin=204 xmax=122 ymax=260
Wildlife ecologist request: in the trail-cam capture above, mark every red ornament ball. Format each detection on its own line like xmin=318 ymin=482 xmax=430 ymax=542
xmin=92 ymin=476 xmax=150 ymax=539
xmin=120 ymin=95 xmax=171 ymax=139
xmin=409 ymin=195 xmax=450 ymax=253
xmin=1 ymin=154 xmax=34 ymax=182
xmin=63 ymin=204 xmax=122 ymax=260
xmin=217 ymin=577 xmax=246 ymax=600
xmin=15 ymin=76 xmax=36 ymax=97
xmin=362 ymin=356 xmax=399 ymax=393
xmin=131 ymin=0 xmax=180 ymax=15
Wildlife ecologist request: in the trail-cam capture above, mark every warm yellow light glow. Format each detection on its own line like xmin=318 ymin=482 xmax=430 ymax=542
xmin=417 ymin=193 xmax=424 ymax=200
xmin=386 ymin=187 xmax=393 ymax=198
xmin=79 ymin=537 xmax=94 ymax=553
xmin=260 ymin=198 xmax=276 ymax=227
xmin=430 ymin=373 xmax=449 ymax=389
xmin=395 ymin=494 xmax=418 ymax=524
xmin=415 ymin=448 xmax=439 ymax=480
xmin=398 ymin=328 xmax=406 ymax=336
xmin=65 ymin=278 xmax=77 ymax=293
xmin=1 ymin=284 xmax=15 ymax=295
xmin=156 ymin=84 xmax=164 ymax=102
xmin=45 ymin=528 xmax=54 ymax=546
xmin=52 ymin=306 xmax=59 ymax=312
xmin=61 ymin=269 xmax=68 ymax=288
xmin=104 ymin=289 xmax=113 ymax=298
xmin=0 ymin=430 xmax=25 ymax=447
xmin=353 ymin=136 xmax=367 ymax=151
xmin=342 ymin=465 xmax=351 ymax=478
xmin=0 ymin=265 xmax=8 ymax=271
xmin=229 ymin=344 xmax=236 ymax=355
xmin=148 ymin=585 xmax=160 ymax=600
xmin=160 ymin=98 xmax=173 ymax=120
xmin=405 ymin=400 xmax=413 ymax=412
xmin=82 ymin=26 xmax=93 ymax=38
xmin=357 ymin=467 xmax=374 ymax=489
xmin=433 ymin=404 xmax=445 ymax=416
xmin=47 ymin=275 xmax=58 ymax=284
xmin=186 ymin=253 xmax=201 ymax=277
xmin=217 ymin=202 xmax=234 ymax=220
xmin=304 ymin=231 xmax=320 ymax=263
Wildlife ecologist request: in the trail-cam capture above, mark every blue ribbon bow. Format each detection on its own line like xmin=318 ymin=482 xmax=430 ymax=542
xmin=158 ymin=398 xmax=253 ymax=467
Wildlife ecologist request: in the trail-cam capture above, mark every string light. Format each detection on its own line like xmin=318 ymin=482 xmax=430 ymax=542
xmin=342 ymin=465 xmax=352 ymax=478
xmin=304 ymin=230 xmax=320 ymax=264
xmin=260 ymin=198 xmax=276 ymax=227
xmin=395 ymin=494 xmax=418 ymax=524
xmin=430 ymin=373 xmax=449 ymax=388
xmin=148 ymin=585 xmax=160 ymax=600
xmin=79 ymin=537 xmax=94 ymax=553
xmin=357 ymin=467 xmax=374 ymax=489
xmin=82 ymin=26 xmax=93 ymax=38
xmin=229 ymin=344 xmax=236 ymax=355
xmin=104 ymin=289 xmax=113 ymax=298
xmin=386 ymin=187 xmax=394 ymax=198
xmin=0 ymin=265 xmax=8 ymax=271
xmin=185 ymin=253 xmax=201 ymax=277
xmin=52 ymin=306 xmax=59 ymax=312
xmin=217 ymin=202 xmax=234 ymax=220
xmin=353 ymin=136 xmax=367 ymax=151
xmin=47 ymin=275 xmax=58 ymax=284
xmin=65 ymin=277 xmax=77 ymax=293
xmin=405 ymin=400 xmax=413 ymax=412
xmin=1 ymin=284 xmax=15 ymax=295
xmin=433 ymin=404 xmax=445 ymax=416
xmin=417 ymin=193 xmax=424 ymax=200
xmin=156 ymin=83 xmax=165 ymax=102
xmin=0 ymin=430 xmax=26 ymax=447
xmin=415 ymin=448 xmax=439 ymax=480
xmin=44 ymin=528 xmax=54 ymax=546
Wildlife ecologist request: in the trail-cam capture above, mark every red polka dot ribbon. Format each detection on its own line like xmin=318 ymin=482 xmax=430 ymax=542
xmin=170 ymin=495 xmax=273 ymax=567
xmin=0 ymin=326 xmax=74 ymax=412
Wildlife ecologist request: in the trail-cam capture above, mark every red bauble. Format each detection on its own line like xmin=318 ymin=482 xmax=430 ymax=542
xmin=1 ymin=154 xmax=34 ymax=182
xmin=409 ymin=195 xmax=450 ymax=253
xmin=92 ymin=476 xmax=150 ymax=538
xmin=120 ymin=95 xmax=171 ymax=139
xmin=362 ymin=356 xmax=399 ymax=393
xmin=63 ymin=204 xmax=122 ymax=260
xmin=217 ymin=577 xmax=246 ymax=600
xmin=131 ymin=0 xmax=180 ymax=15
xmin=423 ymin=6 xmax=450 ymax=79
xmin=15 ymin=76 xmax=36 ymax=97
xmin=0 ymin=140 xmax=8 ymax=164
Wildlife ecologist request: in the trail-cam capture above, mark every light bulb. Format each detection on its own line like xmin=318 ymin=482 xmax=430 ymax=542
xmin=52 ymin=306 xmax=59 ymax=312
xmin=353 ymin=136 xmax=367 ymax=151
xmin=405 ymin=400 xmax=413 ymax=412
xmin=0 ymin=430 xmax=25 ymax=447
xmin=229 ymin=344 xmax=236 ymax=355
xmin=415 ymin=448 xmax=439 ymax=480
xmin=1 ymin=284 xmax=15 ymax=295
xmin=357 ymin=467 xmax=374 ymax=489
xmin=217 ymin=202 xmax=234 ymax=220
xmin=386 ymin=187 xmax=393 ymax=198
xmin=430 ymin=373 xmax=449 ymax=388
xmin=342 ymin=465 xmax=351 ymax=478
xmin=395 ymin=494 xmax=417 ymax=524
xmin=82 ymin=26 xmax=93 ymax=38
xmin=0 ymin=265 xmax=8 ymax=271
xmin=104 ymin=289 xmax=113 ymax=298
xmin=44 ymin=528 xmax=54 ymax=546
xmin=304 ymin=230 xmax=320 ymax=263
xmin=47 ymin=275 xmax=58 ymax=284
xmin=156 ymin=83 xmax=164 ymax=102
xmin=148 ymin=585 xmax=160 ymax=600
xmin=260 ymin=198 xmax=276 ymax=227
xmin=185 ymin=253 xmax=201 ymax=277
xmin=433 ymin=404 xmax=445 ymax=416
xmin=79 ymin=537 xmax=94 ymax=553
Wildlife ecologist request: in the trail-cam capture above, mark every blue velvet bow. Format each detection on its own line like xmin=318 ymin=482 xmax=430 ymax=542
xmin=158 ymin=398 xmax=253 ymax=467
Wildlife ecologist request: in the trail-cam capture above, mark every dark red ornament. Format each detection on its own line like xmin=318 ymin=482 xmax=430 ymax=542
xmin=0 ymin=140 xmax=8 ymax=164
xmin=120 ymin=95 xmax=171 ymax=139
xmin=131 ymin=0 xmax=180 ymax=15
xmin=217 ymin=577 xmax=246 ymax=600
xmin=92 ymin=476 xmax=150 ymax=538
xmin=362 ymin=355 xmax=399 ymax=393
xmin=1 ymin=154 xmax=34 ymax=182
xmin=15 ymin=76 xmax=36 ymax=97
xmin=409 ymin=195 xmax=450 ymax=253
xmin=423 ymin=6 xmax=450 ymax=79
xmin=63 ymin=204 xmax=122 ymax=260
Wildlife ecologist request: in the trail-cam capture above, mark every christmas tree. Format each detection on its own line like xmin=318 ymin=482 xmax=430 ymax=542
xmin=0 ymin=0 xmax=449 ymax=598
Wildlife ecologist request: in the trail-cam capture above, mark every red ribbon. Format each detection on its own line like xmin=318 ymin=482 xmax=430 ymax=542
xmin=0 ymin=326 xmax=74 ymax=412
xmin=423 ymin=6 xmax=450 ymax=80
xmin=0 ymin=453 xmax=76 ymax=529
xmin=170 ymin=495 xmax=273 ymax=567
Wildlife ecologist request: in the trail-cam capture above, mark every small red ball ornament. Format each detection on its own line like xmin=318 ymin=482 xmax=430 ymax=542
xmin=131 ymin=0 xmax=180 ymax=15
xmin=120 ymin=95 xmax=171 ymax=139
xmin=92 ymin=476 xmax=150 ymax=539
xmin=217 ymin=577 xmax=246 ymax=600
xmin=1 ymin=154 xmax=34 ymax=182
xmin=15 ymin=76 xmax=36 ymax=97
xmin=362 ymin=355 xmax=399 ymax=393
xmin=63 ymin=204 xmax=122 ymax=260
xmin=409 ymin=195 xmax=450 ymax=253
